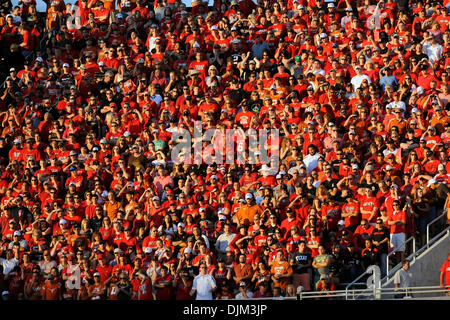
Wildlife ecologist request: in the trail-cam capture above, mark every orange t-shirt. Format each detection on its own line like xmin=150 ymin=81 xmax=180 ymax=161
xmin=41 ymin=281 xmax=61 ymax=300
xmin=270 ymin=260 xmax=292 ymax=290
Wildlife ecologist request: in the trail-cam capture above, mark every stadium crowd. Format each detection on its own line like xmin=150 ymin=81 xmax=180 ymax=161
xmin=0 ymin=0 xmax=449 ymax=300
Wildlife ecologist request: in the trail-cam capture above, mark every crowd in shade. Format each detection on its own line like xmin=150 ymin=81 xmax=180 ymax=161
xmin=0 ymin=0 xmax=449 ymax=300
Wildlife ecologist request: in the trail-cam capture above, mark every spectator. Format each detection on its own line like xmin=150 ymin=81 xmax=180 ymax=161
xmin=440 ymin=253 xmax=450 ymax=297
xmin=393 ymin=259 xmax=412 ymax=299
xmin=190 ymin=262 xmax=216 ymax=300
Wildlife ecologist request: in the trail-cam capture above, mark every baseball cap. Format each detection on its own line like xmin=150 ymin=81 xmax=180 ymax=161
xmin=438 ymin=164 xmax=445 ymax=171
xmin=338 ymin=220 xmax=345 ymax=226
xmin=245 ymin=193 xmax=253 ymax=199
xmin=123 ymin=131 xmax=131 ymax=137
xmin=94 ymin=272 xmax=100 ymax=277
xmin=184 ymin=248 xmax=192 ymax=254
xmin=59 ymin=219 xmax=67 ymax=225
xmin=152 ymin=196 xmax=160 ymax=201
xmin=13 ymin=231 xmax=21 ymax=236
xmin=144 ymin=247 xmax=152 ymax=254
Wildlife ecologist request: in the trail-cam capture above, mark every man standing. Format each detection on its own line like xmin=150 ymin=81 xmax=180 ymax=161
xmin=190 ymin=262 xmax=217 ymax=300
xmin=393 ymin=259 xmax=412 ymax=299
xmin=371 ymin=218 xmax=390 ymax=278
xmin=215 ymin=223 xmax=237 ymax=260
xmin=290 ymin=241 xmax=312 ymax=292
xmin=440 ymin=253 xmax=450 ymax=296
xmin=386 ymin=200 xmax=406 ymax=265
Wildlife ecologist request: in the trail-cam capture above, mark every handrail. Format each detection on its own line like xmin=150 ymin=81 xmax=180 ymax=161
xmin=295 ymin=285 xmax=450 ymax=300
xmin=345 ymin=269 xmax=373 ymax=300
xmin=386 ymin=236 xmax=415 ymax=281
xmin=427 ymin=211 xmax=448 ymax=243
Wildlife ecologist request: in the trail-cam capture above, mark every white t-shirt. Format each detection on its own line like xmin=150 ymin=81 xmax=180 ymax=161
xmin=193 ymin=273 xmax=217 ymax=300
xmin=0 ymin=257 xmax=19 ymax=275
xmin=351 ymin=74 xmax=372 ymax=91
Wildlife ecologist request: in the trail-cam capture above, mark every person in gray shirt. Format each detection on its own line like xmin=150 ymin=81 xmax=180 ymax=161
xmin=394 ymin=259 xmax=412 ymax=298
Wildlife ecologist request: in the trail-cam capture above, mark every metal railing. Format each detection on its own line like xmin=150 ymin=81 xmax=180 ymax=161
xmin=385 ymin=236 xmax=416 ymax=280
xmin=240 ymin=285 xmax=450 ymax=300
xmin=427 ymin=211 xmax=448 ymax=243
xmin=295 ymin=285 xmax=450 ymax=300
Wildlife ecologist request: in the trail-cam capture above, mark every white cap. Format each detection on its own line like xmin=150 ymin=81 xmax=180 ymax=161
xmin=352 ymin=164 xmax=358 ymax=170
xmin=416 ymin=86 xmax=424 ymax=95
xmin=184 ymin=248 xmax=192 ymax=254
xmin=114 ymin=248 xmax=122 ymax=254
xmin=210 ymin=175 xmax=218 ymax=180
xmin=138 ymin=58 xmax=145 ymax=64
xmin=63 ymin=63 xmax=69 ymax=67
xmin=338 ymin=220 xmax=345 ymax=226
xmin=100 ymin=138 xmax=108 ymax=144
xmin=218 ymin=214 xmax=226 ymax=220
xmin=438 ymin=164 xmax=445 ymax=171
xmin=177 ymin=222 xmax=185 ymax=228
xmin=36 ymin=57 xmax=43 ymax=63
xmin=320 ymin=33 xmax=327 ymax=39
xmin=260 ymin=164 xmax=269 ymax=172
xmin=218 ymin=208 xmax=225 ymax=214
xmin=411 ymin=107 xmax=418 ymax=114
xmin=13 ymin=231 xmax=21 ymax=236
xmin=199 ymin=207 xmax=206 ymax=212
xmin=124 ymin=131 xmax=131 ymax=137
xmin=328 ymin=122 xmax=335 ymax=127
xmin=391 ymin=183 xmax=399 ymax=189
xmin=94 ymin=272 xmax=100 ymax=276
xmin=211 ymin=25 xmax=218 ymax=30
xmin=245 ymin=193 xmax=253 ymax=199
xmin=59 ymin=219 xmax=67 ymax=225
xmin=327 ymin=3 xmax=335 ymax=7
xmin=144 ymin=247 xmax=152 ymax=253
xmin=152 ymin=196 xmax=160 ymax=201
xmin=2 ymin=291 xmax=9 ymax=296
xmin=386 ymin=165 xmax=393 ymax=170
xmin=276 ymin=174 xmax=282 ymax=179
xmin=9 ymin=67 xmax=15 ymax=72
xmin=193 ymin=42 xmax=200 ymax=48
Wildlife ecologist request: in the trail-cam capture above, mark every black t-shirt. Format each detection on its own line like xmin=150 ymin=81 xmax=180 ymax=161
xmin=321 ymin=178 xmax=339 ymax=191
xmin=116 ymin=282 xmax=132 ymax=300
xmin=362 ymin=247 xmax=379 ymax=267
xmin=371 ymin=227 xmax=390 ymax=254
xmin=291 ymin=251 xmax=312 ymax=274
